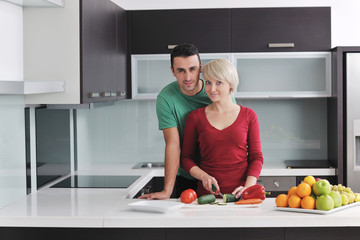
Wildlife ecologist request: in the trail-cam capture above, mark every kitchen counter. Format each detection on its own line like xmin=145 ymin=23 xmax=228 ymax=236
xmin=0 ymin=163 xmax=354 ymax=229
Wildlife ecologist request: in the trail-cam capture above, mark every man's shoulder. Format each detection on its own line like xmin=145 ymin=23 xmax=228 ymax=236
xmin=158 ymin=81 xmax=178 ymax=97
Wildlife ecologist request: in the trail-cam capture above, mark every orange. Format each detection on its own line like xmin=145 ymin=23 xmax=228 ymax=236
xmin=288 ymin=186 xmax=298 ymax=196
xmin=296 ymin=182 xmax=312 ymax=198
xmin=288 ymin=194 xmax=301 ymax=208
xmin=304 ymin=175 xmax=316 ymax=187
xmin=275 ymin=194 xmax=289 ymax=207
xmin=301 ymin=196 xmax=315 ymax=209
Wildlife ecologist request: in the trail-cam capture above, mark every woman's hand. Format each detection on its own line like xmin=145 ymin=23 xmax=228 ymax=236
xmin=232 ymin=186 xmax=247 ymax=199
xmin=233 ymin=175 xmax=258 ymax=198
xmin=200 ymin=174 xmax=219 ymax=194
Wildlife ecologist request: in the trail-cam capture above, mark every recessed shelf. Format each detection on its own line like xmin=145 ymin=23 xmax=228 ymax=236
xmin=4 ymin=0 xmax=64 ymax=7
xmin=0 ymin=81 xmax=65 ymax=95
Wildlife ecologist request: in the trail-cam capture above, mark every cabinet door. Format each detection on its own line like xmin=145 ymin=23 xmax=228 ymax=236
xmin=233 ymin=52 xmax=331 ymax=98
xmin=81 ymin=0 xmax=119 ymax=103
xmin=116 ymin=5 xmax=128 ymax=100
xmin=131 ymin=53 xmax=231 ymax=99
xmin=167 ymin=228 xmax=284 ymax=240
xmin=231 ymin=7 xmax=331 ymax=52
xmin=130 ymin=9 xmax=231 ymax=54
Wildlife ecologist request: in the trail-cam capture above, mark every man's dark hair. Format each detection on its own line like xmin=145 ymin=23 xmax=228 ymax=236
xmin=170 ymin=43 xmax=201 ymax=68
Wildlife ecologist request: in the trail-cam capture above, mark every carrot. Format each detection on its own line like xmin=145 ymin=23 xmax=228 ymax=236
xmin=234 ymin=198 xmax=263 ymax=205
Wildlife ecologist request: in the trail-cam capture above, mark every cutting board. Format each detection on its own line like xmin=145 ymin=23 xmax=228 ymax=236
xmin=181 ymin=200 xmax=262 ymax=209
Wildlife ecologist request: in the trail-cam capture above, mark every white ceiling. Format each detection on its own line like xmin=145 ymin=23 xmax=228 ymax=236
xmin=111 ymin=0 xmax=331 ymax=10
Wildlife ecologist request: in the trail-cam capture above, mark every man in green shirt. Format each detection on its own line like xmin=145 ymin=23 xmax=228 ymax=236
xmin=139 ymin=44 xmax=212 ymax=199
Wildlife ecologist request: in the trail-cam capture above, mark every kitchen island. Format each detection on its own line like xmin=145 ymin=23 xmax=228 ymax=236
xmin=1 ymin=163 xmax=358 ymax=240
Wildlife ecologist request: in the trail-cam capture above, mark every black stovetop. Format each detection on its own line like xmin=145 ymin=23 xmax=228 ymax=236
xmin=50 ymin=175 xmax=140 ymax=188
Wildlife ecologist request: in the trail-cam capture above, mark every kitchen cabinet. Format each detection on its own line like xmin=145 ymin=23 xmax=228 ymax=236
xmin=24 ymin=0 xmax=127 ymax=105
xmin=129 ymin=9 xmax=231 ymax=54
xmin=131 ymin=52 xmax=331 ymax=99
xmin=231 ymin=7 xmax=331 ymax=52
xmin=81 ymin=0 xmax=127 ymax=103
xmin=131 ymin=53 xmax=230 ymax=99
xmin=233 ymin=52 xmax=331 ymax=98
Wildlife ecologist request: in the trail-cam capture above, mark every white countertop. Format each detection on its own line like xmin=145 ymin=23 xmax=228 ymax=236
xmin=0 ymin=163 xmax=347 ymax=228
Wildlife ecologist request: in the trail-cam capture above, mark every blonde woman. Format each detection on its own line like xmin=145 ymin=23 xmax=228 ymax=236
xmin=181 ymin=59 xmax=264 ymax=198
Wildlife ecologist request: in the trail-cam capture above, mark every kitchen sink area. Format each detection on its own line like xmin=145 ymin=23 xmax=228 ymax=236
xmin=132 ymin=162 xmax=164 ymax=169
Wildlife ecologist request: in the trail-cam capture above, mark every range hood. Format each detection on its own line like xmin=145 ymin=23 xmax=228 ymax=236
xmin=4 ymin=0 xmax=64 ymax=7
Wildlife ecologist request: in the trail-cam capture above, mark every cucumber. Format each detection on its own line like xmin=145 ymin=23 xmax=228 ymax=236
xmin=197 ymin=194 xmax=216 ymax=204
xmin=223 ymin=194 xmax=240 ymax=203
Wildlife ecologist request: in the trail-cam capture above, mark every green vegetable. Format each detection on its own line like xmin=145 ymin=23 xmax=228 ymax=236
xmin=197 ymin=194 xmax=216 ymax=204
xmin=223 ymin=194 xmax=240 ymax=203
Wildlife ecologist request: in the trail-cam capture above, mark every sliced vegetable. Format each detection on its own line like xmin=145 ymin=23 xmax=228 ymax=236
xmin=234 ymin=198 xmax=263 ymax=205
xmin=218 ymin=202 xmax=227 ymax=206
xmin=223 ymin=194 xmax=240 ymax=203
xmin=197 ymin=194 xmax=216 ymax=204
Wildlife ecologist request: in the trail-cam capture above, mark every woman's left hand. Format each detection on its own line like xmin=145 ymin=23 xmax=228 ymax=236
xmin=232 ymin=186 xmax=247 ymax=199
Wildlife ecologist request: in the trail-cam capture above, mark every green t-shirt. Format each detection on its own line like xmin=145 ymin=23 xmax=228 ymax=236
xmin=156 ymin=80 xmax=211 ymax=179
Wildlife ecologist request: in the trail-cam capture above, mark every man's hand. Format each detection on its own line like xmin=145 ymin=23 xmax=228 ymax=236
xmin=137 ymin=190 xmax=171 ymax=200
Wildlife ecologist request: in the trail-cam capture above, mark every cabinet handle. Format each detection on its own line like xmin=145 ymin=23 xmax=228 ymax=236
xmin=268 ymin=43 xmax=295 ymax=48
xmin=168 ymin=45 xmax=177 ymax=50
xmin=89 ymin=92 xmax=100 ymax=98
xmin=101 ymin=92 xmax=111 ymax=97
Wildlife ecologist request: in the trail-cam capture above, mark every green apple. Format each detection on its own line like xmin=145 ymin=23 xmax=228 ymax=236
xmin=341 ymin=193 xmax=349 ymax=205
xmin=329 ymin=191 xmax=342 ymax=208
xmin=313 ymin=179 xmax=331 ymax=196
xmin=316 ymin=194 xmax=334 ymax=211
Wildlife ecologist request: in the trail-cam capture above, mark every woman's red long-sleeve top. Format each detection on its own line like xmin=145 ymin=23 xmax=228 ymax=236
xmin=181 ymin=106 xmax=264 ymax=197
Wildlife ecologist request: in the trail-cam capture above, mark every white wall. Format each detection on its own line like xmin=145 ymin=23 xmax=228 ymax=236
xmin=0 ymin=1 xmax=23 ymax=80
xmin=112 ymin=0 xmax=360 ymax=47
xmin=0 ymin=1 xmax=27 ymax=208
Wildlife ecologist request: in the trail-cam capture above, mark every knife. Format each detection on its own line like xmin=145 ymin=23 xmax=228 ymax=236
xmin=212 ymin=184 xmax=223 ymax=197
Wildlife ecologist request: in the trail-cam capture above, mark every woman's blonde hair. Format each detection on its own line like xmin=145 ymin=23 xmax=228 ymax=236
xmin=202 ymin=59 xmax=239 ymax=93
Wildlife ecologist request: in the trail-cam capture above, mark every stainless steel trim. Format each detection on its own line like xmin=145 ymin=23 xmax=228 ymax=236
xmin=101 ymin=92 xmax=111 ymax=97
xmin=268 ymin=43 xmax=295 ymax=48
xmin=89 ymin=92 xmax=100 ymax=98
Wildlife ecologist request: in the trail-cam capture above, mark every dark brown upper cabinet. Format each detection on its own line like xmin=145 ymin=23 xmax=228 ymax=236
xmin=231 ymin=7 xmax=331 ymax=52
xmin=81 ymin=0 xmax=127 ymax=103
xmin=129 ymin=9 xmax=231 ymax=54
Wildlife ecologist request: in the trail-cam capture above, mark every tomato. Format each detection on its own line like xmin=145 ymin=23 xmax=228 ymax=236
xmin=180 ymin=189 xmax=197 ymax=204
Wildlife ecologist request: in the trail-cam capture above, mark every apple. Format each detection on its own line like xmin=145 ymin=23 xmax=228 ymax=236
xmin=316 ymin=194 xmax=334 ymax=211
xmin=329 ymin=191 xmax=342 ymax=208
xmin=315 ymin=178 xmax=322 ymax=182
xmin=313 ymin=179 xmax=331 ymax=196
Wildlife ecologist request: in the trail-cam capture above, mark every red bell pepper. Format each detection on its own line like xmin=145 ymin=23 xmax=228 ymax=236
xmin=241 ymin=184 xmax=270 ymax=200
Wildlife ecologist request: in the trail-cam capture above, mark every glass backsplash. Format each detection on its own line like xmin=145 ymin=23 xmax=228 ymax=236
xmin=0 ymin=95 xmax=26 ymax=208
xmin=76 ymin=98 xmax=327 ymax=168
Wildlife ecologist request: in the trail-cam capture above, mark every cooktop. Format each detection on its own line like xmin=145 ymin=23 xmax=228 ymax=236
xmin=50 ymin=175 xmax=140 ymax=188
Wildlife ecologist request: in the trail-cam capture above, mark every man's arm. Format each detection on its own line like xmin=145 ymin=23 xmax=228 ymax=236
xmin=138 ymin=127 xmax=180 ymax=199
